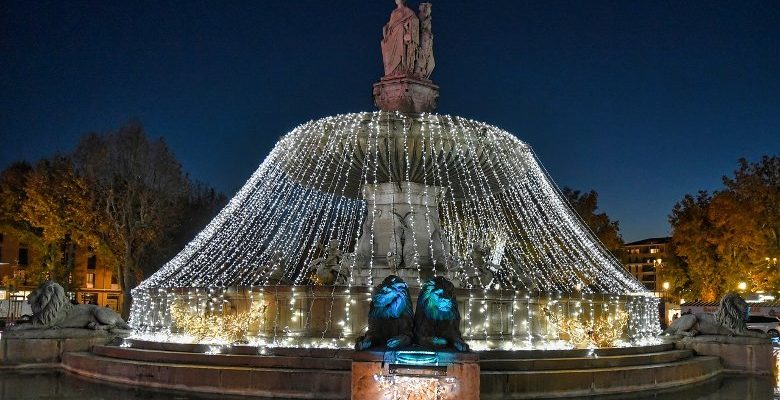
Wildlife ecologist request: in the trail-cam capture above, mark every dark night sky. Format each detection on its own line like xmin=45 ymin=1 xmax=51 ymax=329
xmin=1 ymin=1 xmax=778 ymax=242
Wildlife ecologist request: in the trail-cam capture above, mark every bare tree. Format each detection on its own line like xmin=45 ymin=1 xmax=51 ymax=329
xmin=73 ymin=121 xmax=190 ymax=317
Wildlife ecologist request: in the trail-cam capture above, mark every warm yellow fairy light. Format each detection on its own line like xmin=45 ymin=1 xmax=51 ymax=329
xmin=374 ymin=375 xmax=456 ymax=400
xmin=170 ymin=301 xmax=266 ymax=343
xmin=544 ymin=308 xmax=628 ymax=348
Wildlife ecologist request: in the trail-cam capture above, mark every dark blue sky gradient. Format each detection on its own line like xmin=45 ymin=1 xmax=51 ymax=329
xmin=1 ymin=1 xmax=778 ymax=242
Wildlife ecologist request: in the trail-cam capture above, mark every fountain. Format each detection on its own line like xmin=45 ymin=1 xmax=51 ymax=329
xmin=48 ymin=4 xmax=742 ymax=399
xmin=128 ymin=1 xmax=659 ymax=352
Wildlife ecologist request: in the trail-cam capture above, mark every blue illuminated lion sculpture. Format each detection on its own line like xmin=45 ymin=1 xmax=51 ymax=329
xmin=355 ymin=275 xmax=414 ymax=350
xmin=414 ymin=276 xmax=469 ymax=352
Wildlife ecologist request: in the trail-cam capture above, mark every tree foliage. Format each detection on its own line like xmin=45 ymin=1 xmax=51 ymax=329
xmin=669 ymin=156 xmax=780 ymax=302
xmin=1 ymin=120 xmax=225 ymax=317
xmin=21 ymin=157 xmax=101 ymax=289
xmin=561 ymin=187 xmax=624 ymax=256
xmin=0 ymin=162 xmax=37 ymax=246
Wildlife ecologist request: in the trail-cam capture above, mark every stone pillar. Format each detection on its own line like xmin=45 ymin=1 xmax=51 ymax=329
xmin=352 ymin=182 xmax=451 ymax=287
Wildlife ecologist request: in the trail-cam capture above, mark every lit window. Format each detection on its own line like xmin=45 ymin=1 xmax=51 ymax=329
xmin=86 ymin=273 xmax=95 ymax=288
xmin=650 ymin=248 xmax=659 ymax=254
xmin=81 ymin=292 xmax=97 ymax=305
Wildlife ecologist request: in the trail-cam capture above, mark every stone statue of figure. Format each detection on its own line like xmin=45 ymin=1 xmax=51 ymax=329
xmin=310 ymin=239 xmax=346 ymax=285
xmin=466 ymin=243 xmax=495 ymax=287
xmin=265 ymin=251 xmax=293 ymax=285
xmin=381 ymin=0 xmax=420 ymax=77
xmin=414 ymin=3 xmax=435 ymax=79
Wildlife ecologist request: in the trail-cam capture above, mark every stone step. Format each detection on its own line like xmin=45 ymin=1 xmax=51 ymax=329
xmin=480 ymin=355 xmax=723 ymax=399
xmin=480 ymin=342 xmax=674 ymax=360
xmin=92 ymin=345 xmax=352 ymax=370
xmin=125 ymin=338 xmax=356 ymax=358
xmin=480 ymin=349 xmax=695 ymax=371
xmin=61 ymin=351 xmax=351 ymax=400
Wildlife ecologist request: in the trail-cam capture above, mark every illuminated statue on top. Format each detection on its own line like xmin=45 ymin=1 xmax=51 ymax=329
xmin=414 ymin=2 xmax=435 ymax=79
xmin=375 ymin=1 xmax=438 ymax=112
xmin=381 ymin=1 xmax=435 ymax=80
xmin=381 ymin=0 xmax=419 ymax=77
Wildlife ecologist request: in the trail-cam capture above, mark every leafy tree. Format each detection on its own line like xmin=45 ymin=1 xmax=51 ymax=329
xmin=654 ymin=245 xmax=692 ymax=301
xmin=669 ymin=192 xmax=721 ymax=302
xmin=0 ymin=162 xmax=39 ymax=249
xmin=669 ymin=156 xmax=780 ymax=302
xmin=561 ymin=187 xmax=624 ymax=256
xmin=21 ymin=157 xmax=103 ymax=290
xmin=73 ymin=121 xmax=190 ymax=316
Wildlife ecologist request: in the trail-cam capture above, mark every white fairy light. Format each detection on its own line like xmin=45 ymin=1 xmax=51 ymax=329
xmin=129 ymin=112 xmax=658 ymax=350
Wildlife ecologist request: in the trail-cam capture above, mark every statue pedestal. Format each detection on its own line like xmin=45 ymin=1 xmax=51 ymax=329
xmin=675 ymin=335 xmax=774 ymax=375
xmin=352 ymin=349 xmax=479 ymax=400
xmin=373 ymin=76 xmax=439 ymax=113
xmin=0 ymin=329 xmax=128 ymax=365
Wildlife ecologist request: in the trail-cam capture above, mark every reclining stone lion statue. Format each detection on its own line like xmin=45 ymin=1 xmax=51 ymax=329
xmin=10 ymin=281 xmax=130 ymax=332
xmin=663 ymin=292 xmax=766 ymax=338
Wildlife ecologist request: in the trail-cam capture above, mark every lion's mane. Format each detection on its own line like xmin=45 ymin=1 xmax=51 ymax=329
xmin=28 ymin=281 xmax=71 ymax=327
xmin=355 ymin=275 xmax=414 ymax=350
xmin=714 ymin=292 xmax=751 ymax=335
xmin=414 ymin=276 xmax=469 ymax=351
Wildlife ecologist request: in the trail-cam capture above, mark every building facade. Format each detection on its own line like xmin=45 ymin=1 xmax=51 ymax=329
xmin=622 ymin=237 xmax=671 ymax=293
xmin=0 ymin=231 xmax=123 ymax=318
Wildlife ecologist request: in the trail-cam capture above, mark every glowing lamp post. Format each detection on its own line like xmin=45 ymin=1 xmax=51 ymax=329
xmin=738 ymin=282 xmax=748 ymax=292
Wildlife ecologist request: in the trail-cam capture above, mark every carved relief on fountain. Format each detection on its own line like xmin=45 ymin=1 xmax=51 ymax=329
xmin=353 ymin=182 xmax=453 ymax=286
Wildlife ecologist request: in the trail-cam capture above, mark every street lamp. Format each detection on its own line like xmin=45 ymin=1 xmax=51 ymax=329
xmin=738 ymin=281 xmax=748 ymax=291
xmin=662 ymin=281 xmax=670 ymax=291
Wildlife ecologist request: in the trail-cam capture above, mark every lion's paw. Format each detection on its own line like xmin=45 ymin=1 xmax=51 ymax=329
xmin=355 ymin=338 xmax=372 ymax=351
xmin=453 ymin=340 xmax=469 ymax=352
xmin=386 ymin=335 xmax=410 ymax=349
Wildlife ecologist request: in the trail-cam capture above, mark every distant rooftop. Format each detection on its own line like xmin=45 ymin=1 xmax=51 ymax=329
xmin=625 ymin=237 xmax=671 ymax=246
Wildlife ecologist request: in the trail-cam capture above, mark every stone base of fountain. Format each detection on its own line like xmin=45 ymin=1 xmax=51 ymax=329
xmin=55 ymin=340 xmax=724 ymax=399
